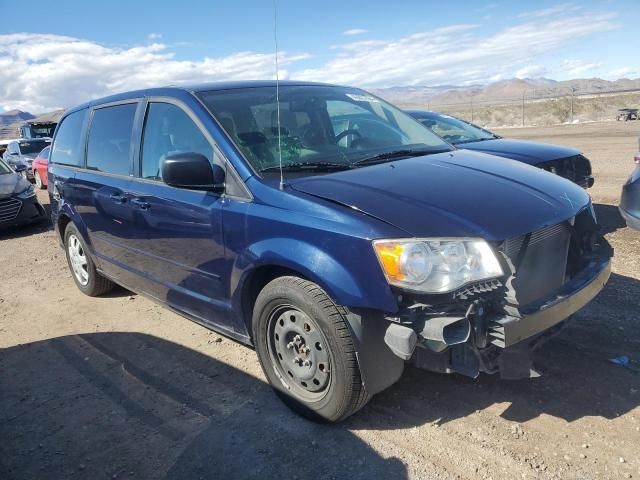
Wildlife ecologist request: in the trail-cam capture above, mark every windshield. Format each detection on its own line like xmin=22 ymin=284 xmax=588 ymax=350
xmin=0 ymin=158 xmax=11 ymax=175
xmin=18 ymin=140 xmax=51 ymax=155
xmin=198 ymin=85 xmax=452 ymax=175
xmin=412 ymin=113 xmax=496 ymax=145
xmin=30 ymin=125 xmax=56 ymax=138
xmin=20 ymin=140 xmax=51 ymax=155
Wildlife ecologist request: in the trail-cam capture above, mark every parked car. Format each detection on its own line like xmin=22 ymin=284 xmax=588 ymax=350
xmin=32 ymin=146 xmax=51 ymax=189
xmin=616 ymin=108 xmax=639 ymax=121
xmin=0 ymin=140 xmax=11 ymax=159
xmin=0 ymin=156 xmax=46 ymax=229
xmin=19 ymin=120 xmax=57 ymax=139
xmin=50 ymin=82 xmax=612 ymax=422
xmin=619 ymin=138 xmax=640 ymax=230
xmin=3 ymin=138 xmax=51 ymax=182
xmin=407 ymin=110 xmax=594 ymax=188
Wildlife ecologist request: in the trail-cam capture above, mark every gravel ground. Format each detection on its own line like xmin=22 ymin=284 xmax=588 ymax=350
xmin=1 ymin=120 xmax=639 ymax=480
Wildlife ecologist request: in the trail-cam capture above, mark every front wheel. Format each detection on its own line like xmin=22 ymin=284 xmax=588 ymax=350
xmin=253 ymin=276 xmax=369 ymax=423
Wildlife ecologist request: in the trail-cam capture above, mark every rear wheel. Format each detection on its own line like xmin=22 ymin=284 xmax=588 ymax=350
xmin=253 ymin=276 xmax=369 ymax=422
xmin=34 ymin=171 xmax=45 ymax=190
xmin=64 ymin=224 xmax=114 ymax=296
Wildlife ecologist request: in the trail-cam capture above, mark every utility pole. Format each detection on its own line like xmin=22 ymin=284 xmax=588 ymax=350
xmin=521 ymin=90 xmax=526 ymax=127
xmin=570 ymin=86 xmax=577 ymax=123
xmin=470 ymin=96 xmax=474 ymax=122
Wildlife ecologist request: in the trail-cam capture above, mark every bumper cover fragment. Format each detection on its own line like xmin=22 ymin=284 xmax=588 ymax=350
xmin=489 ymin=255 xmax=611 ymax=348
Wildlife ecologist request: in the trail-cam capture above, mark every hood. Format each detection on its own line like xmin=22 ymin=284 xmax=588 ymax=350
xmin=458 ymin=138 xmax=581 ymax=166
xmin=289 ymin=150 xmax=591 ymax=241
xmin=0 ymin=172 xmax=28 ymax=197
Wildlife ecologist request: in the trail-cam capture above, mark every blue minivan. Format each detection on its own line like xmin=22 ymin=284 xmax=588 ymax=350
xmin=49 ymin=81 xmax=612 ymax=422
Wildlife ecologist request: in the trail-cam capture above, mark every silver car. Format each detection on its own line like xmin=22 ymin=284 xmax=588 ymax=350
xmin=3 ymin=138 xmax=51 ymax=181
xmin=619 ymin=137 xmax=640 ymax=230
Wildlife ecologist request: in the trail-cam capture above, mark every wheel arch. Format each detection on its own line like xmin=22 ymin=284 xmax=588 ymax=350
xmin=237 ymin=264 xmax=311 ymax=345
xmin=57 ymin=212 xmax=72 ymax=244
xmin=238 ymin=262 xmax=405 ymax=397
xmin=231 ymin=238 xmax=398 ymax=343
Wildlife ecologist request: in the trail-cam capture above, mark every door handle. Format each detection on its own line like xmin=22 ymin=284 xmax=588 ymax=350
xmin=109 ymin=193 xmax=127 ymax=204
xmin=131 ymin=198 xmax=150 ymax=210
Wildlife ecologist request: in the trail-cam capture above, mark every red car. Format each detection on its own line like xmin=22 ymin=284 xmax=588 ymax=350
xmin=32 ymin=146 xmax=50 ymax=189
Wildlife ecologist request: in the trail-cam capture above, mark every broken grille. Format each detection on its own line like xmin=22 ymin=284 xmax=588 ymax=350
xmin=501 ymin=221 xmax=572 ymax=307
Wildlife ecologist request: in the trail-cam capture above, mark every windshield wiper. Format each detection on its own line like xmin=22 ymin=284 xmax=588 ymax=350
xmin=352 ymin=148 xmax=445 ymax=166
xmin=259 ymin=161 xmax=352 ymax=173
xmin=455 ymin=136 xmax=497 ymax=145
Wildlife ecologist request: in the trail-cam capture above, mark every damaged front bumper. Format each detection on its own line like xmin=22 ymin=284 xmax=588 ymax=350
xmin=383 ymin=237 xmax=612 ymax=380
xmin=488 ymin=251 xmax=610 ymax=348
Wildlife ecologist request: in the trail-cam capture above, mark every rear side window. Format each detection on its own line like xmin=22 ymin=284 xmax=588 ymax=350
xmin=141 ymin=102 xmax=214 ymax=181
xmin=87 ymin=103 xmax=137 ymax=175
xmin=51 ymin=109 xmax=87 ymax=166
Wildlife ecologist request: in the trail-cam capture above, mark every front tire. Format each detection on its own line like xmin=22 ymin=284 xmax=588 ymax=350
xmin=253 ymin=276 xmax=369 ymax=423
xmin=64 ymin=224 xmax=114 ymax=296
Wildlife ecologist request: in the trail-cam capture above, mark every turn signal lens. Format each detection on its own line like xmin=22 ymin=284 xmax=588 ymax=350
xmin=373 ymin=241 xmax=433 ymax=284
xmin=375 ymin=243 xmax=404 ymax=281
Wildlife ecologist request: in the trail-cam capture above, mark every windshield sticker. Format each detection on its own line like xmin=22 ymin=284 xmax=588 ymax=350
xmin=346 ymin=93 xmax=379 ymax=103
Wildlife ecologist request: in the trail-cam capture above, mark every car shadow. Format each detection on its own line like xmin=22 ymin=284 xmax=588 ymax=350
xmin=349 ymin=271 xmax=640 ymax=430
xmin=594 ymin=203 xmax=626 ymax=235
xmin=0 ymin=332 xmax=407 ymax=480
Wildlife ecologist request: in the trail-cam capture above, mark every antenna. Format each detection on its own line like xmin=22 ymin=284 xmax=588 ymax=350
xmin=273 ymin=0 xmax=284 ymax=190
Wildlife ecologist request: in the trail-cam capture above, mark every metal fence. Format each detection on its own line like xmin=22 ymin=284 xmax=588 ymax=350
xmin=398 ymin=87 xmax=640 ymax=128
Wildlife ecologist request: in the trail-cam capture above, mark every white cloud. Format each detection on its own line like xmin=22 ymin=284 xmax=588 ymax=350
xmin=561 ymin=59 xmax=600 ymax=76
xmin=518 ymin=2 xmax=581 ymax=18
xmin=475 ymin=3 xmax=500 ymax=12
xmin=607 ymin=66 xmax=640 ymax=79
xmin=342 ymin=29 xmax=367 ymax=36
xmin=147 ymin=33 xmax=162 ymax=41
xmin=515 ymin=65 xmax=548 ymax=79
xmin=296 ymin=10 xmax=617 ymax=87
xmin=0 ymin=7 xmax=621 ymax=112
xmin=0 ymin=33 xmax=309 ymax=112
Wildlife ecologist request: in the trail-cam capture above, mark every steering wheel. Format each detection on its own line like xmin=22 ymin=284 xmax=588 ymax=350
xmin=335 ymin=129 xmax=362 ymax=143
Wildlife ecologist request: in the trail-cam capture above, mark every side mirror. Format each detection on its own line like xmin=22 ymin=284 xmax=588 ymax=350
xmin=161 ymin=152 xmax=225 ymax=192
xmin=14 ymin=164 xmax=27 ymax=173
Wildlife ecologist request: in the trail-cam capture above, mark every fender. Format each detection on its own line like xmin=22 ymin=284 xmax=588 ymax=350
xmin=229 ymin=238 xmax=404 ymax=395
xmin=230 ymin=237 xmax=398 ymax=318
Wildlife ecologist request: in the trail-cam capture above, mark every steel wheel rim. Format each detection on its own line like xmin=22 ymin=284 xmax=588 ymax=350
xmin=267 ymin=305 xmax=331 ymax=401
xmin=68 ymin=234 xmax=89 ymax=286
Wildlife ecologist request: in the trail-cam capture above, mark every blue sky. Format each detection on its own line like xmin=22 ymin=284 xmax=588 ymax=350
xmin=0 ymin=0 xmax=638 ymax=112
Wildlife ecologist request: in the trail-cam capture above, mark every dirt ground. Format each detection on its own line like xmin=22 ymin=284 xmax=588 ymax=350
xmin=1 ymin=120 xmax=639 ymax=480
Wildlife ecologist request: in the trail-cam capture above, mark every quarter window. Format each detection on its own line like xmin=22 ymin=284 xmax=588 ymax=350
xmin=87 ymin=103 xmax=137 ymax=175
xmin=141 ymin=102 xmax=214 ymax=181
xmin=50 ymin=109 xmax=88 ymax=167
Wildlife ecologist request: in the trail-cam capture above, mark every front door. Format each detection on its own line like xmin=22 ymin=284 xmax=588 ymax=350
xmin=126 ymin=100 xmax=229 ymax=330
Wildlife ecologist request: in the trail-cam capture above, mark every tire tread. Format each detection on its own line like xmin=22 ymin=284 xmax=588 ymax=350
xmin=255 ymin=276 xmax=370 ymax=422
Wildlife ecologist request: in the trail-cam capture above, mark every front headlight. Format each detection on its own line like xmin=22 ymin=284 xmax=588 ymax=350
xmin=16 ymin=185 xmax=36 ymax=199
xmin=373 ymin=238 xmax=503 ymax=293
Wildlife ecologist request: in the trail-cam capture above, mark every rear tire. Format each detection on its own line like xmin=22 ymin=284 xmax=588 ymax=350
xmin=253 ymin=276 xmax=369 ymax=423
xmin=34 ymin=171 xmax=45 ymax=190
xmin=63 ymin=224 xmax=114 ymax=296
